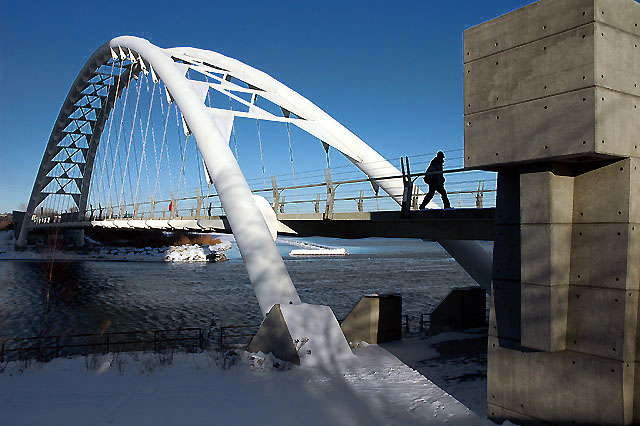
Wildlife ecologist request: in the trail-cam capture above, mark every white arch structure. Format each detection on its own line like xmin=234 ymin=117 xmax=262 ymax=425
xmin=17 ymin=36 xmax=492 ymax=317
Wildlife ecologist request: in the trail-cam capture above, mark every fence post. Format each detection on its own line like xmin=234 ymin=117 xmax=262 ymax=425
xmin=324 ymin=169 xmax=335 ymax=220
xmin=55 ymin=336 xmax=60 ymax=358
xmin=271 ymin=176 xmax=280 ymax=213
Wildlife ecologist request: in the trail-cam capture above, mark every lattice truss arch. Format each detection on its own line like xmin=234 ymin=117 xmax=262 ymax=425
xmin=24 ymin=48 xmax=144 ymax=220
xmin=23 ymin=36 xmax=408 ymax=232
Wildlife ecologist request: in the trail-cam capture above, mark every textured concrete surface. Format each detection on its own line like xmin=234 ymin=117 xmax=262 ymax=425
xmin=341 ymin=294 xmax=402 ymax=344
xmin=465 ymin=0 xmax=640 ymax=424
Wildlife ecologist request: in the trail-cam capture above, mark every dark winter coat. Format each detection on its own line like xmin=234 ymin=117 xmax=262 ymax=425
xmin=424 ymin=157 xmax=445 ymax=186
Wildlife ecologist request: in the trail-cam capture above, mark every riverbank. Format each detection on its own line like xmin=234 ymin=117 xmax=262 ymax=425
xmin=0 ymin=330 xmax=507 ymax=426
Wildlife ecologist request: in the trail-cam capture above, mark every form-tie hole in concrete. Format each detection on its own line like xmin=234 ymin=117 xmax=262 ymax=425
xmin=496 ymin=115 xmax=500 ymax=120
xmin=583 ymin=140 xmax=587 ymax=144
xmin=582 ymin=75 xmax=586 ymax=80
xmin=496 ymin=61 xmax=499 ymax=65
xmin=616 ymin=278 xmax=620 ymax=282
xmin=495 ymin=42 xmax=499 ymax=46
xmin=543 ymin=25 xmax=547 ymax=30
xmin=582 ymin=34 xmax=586 ymax=39
xmin=583 ymin=97 xmax=587 ymax=102
xmin=544 ymin=105 xmax=548 ymax=109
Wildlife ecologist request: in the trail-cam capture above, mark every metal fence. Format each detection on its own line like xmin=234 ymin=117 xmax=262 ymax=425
xmin=0 ymin=327 xmax=205 ymax=363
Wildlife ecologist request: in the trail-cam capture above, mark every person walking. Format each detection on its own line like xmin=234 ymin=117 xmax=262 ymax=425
xmin=419 ymin=151 xmax=451 ymax=209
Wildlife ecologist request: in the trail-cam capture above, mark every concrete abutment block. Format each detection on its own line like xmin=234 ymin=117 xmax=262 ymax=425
xmin=340 ymin=294 xmax=402 ymax=345
xmin=465 ymin=0 xmax=640 ymax=423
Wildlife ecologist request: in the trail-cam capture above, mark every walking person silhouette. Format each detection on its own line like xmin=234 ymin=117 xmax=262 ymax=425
xmin=419 ymin=151 xmax=451 ymax=209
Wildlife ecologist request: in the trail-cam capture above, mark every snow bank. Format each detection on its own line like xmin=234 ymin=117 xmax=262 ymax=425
xmin=0 ymin=344 xmax=495 ymax=426
xmin=0 ymin=231 xmax=231 ymax=263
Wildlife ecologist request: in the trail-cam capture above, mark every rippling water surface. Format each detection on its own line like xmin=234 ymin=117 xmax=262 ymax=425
xmin=0 ymin=237 xmax=489 ymax=338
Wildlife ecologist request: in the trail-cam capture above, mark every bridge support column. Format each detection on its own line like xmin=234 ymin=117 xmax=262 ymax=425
xmin=465 ymin=1 xmax=640 ymax=424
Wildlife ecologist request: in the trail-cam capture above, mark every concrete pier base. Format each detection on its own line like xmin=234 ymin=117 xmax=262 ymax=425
xmin=465 ymin=1 xmax=640 ymax=424
xmin=429 ymin=287 xmax=486 ymax=335
xmin=247 ymin=303 xmax=354 ymax=366
xmin=340 ymin=294 xmax=402 ymax=344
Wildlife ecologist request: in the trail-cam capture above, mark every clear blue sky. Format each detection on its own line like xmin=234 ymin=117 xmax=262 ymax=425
xmin=0 ymin=0 xmax=534 ymax=213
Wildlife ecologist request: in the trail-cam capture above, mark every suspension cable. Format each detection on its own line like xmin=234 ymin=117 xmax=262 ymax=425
xmin=97 ymin=56 xmax=120 ymax=213
xmin=134 ymin=72 xmax=157 ymax=213
xmin=107 ymin=61 xmax=134 ymax=214
xmin=118 ymin=67 xmax=144 ymax=215
xmin=285 ymin=122 xmax=299 ymax=213
xmin=256 ymin=119 xmax=266 ymax=187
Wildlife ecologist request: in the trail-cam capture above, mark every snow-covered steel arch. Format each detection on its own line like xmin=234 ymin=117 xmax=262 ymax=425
xmin=18 ymin=36 xmax=492 ymax=317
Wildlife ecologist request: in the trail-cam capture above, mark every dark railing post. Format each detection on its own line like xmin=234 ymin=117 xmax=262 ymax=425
xmin=198 ymin=329 xmax=204 ymax=351
xmin=55 ymin=336 xmax=60 ymax=358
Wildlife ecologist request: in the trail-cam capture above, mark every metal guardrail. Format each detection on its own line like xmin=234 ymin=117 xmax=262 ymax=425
xmin=218 ymin=324 xmax=260 ymax=350
xmin=0 ymin=327 xmax=205 ymax=363
xmin=32 ymin=164 xmax=497 ymax=224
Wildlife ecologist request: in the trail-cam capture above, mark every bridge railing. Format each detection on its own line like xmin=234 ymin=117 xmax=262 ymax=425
xmin=33 ymin=164 xmax=497 ymax=223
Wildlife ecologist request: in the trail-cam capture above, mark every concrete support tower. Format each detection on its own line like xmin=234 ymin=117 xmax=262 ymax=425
xmin=464 ymin=0 xmax=640 ymax=424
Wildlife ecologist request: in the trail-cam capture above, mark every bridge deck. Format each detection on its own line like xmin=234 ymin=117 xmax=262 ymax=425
xmin=278 ymin=208 xmax=495 ymax=240
xmin=31 ymin=208 xmax=495 ymax=241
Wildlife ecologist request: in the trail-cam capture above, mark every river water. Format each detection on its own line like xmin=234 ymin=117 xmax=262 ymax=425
xmin=0 ymin=236 xmax=489 ymax=339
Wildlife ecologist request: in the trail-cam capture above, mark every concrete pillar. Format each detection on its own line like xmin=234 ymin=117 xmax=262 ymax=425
xmin=464 ymin=1 xmax=640 ymax=424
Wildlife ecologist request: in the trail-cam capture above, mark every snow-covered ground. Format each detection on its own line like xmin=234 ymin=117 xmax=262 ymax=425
xmin=0 ymin=230 xmax=232 ymax=262
xmin=0 ymin=337 xmax=506 ymax=426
